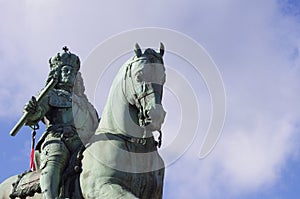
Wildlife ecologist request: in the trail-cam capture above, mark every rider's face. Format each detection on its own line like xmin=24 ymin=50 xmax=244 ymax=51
xmin=59 ymin=65 xmax=77 ymax=86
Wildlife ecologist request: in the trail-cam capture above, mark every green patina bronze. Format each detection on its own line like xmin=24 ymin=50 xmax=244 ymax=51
xmin=0 ymin=44 xmax=166 ymax=199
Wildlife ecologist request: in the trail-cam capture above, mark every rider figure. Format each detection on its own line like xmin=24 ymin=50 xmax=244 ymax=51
xmin=24 ymin=47 xmax=82 ymax=198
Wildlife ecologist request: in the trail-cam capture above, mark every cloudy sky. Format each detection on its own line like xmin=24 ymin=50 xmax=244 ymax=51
xmin=1 ymin=0 xmax=300 ymax=198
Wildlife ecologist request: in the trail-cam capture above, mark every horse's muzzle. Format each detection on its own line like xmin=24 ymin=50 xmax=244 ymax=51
xmin=146 ymin=104 xmax=166 ymax=132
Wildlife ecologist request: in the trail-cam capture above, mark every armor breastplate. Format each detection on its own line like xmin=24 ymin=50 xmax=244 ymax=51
xmin=48 ymin=89 xmax=72 ymax=108
xmin=46 ymin=89 xmax=74 ymax=125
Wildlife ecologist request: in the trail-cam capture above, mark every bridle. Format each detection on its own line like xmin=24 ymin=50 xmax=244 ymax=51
xmin=122 ymin=57 xmax=164 ymax=147
xmin=123 ymin=57 xmax=155 ymax=126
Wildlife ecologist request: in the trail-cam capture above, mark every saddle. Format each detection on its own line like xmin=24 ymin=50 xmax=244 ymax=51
xmin=9 ymin=146 xmax=85 ymax=199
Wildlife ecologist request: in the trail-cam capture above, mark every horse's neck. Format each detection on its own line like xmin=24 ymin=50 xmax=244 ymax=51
xmin=96 ymin=75 xmax=145 ymax=138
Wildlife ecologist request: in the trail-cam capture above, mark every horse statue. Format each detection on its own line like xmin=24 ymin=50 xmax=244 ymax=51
xmin=0 ymin=43 xmax=166 ymax=199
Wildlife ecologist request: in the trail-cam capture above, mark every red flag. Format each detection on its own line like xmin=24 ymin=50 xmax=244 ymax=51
xmin=30 ymin=148 xmax=36 ymax=171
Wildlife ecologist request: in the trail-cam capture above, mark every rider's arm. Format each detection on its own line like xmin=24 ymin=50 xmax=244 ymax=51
xmin=24 ymin=93 xmax=50 ymax=126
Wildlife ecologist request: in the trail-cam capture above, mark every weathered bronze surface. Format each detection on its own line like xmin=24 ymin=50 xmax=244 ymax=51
xmin=0 ymin=44 xmax=166 ymax=199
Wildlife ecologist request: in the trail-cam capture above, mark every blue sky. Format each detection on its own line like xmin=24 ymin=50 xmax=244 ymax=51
xmin=1 ymin=0 xmax=300 ymax=198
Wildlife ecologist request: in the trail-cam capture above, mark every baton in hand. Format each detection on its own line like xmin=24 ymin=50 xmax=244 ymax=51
xmin=9 ymin=78 xmax=58 ymax=136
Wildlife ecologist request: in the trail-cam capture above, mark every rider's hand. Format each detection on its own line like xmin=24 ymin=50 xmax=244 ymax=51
xmin=24 ymin=96 xmax=43 ymax=125
xmin=24 ymin=96 xmax=40 ymax=114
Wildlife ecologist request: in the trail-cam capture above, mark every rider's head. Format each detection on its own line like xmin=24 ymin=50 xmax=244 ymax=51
xmin=47 ymin=46 xmax=80 ymax=90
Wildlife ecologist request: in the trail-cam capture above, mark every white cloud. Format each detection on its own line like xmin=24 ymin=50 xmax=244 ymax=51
xmin=163 ymin=1 xmax=300 ymax=198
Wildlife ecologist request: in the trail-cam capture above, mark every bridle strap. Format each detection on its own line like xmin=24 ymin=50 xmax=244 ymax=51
xmin=123 ymin=61 xmax=149 ymax=127
xmin=136 ymin=89 xmax=155 ymax=101
xmin=121 ymin=57 xmax=164 ymax=147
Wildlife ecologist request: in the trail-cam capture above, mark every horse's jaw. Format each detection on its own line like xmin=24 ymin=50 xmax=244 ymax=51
xmin=145 ymin=104 xmax=166 ymax=132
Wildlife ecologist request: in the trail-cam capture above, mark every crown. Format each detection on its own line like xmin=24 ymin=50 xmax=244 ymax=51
xmin=49 ymin=46 xmax=80 ymax=71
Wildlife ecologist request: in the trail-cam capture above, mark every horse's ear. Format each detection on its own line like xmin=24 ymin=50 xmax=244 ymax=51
xmin=134 ymin=43 xmax=142 ymax=57
xmin=159 ymin=42 xmax=165 ymax=57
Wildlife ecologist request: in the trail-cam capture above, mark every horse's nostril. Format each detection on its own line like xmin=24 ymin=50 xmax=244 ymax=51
xmin=145 ymin=110 xmax=150 ymax=118
xmin=144 ymin=110 xmax=152 ymax=124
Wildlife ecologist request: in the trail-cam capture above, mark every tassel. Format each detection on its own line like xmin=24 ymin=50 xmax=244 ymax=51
xmin=30 ymin=148 xmax=36 ymax=171
xmin=30 ymin=126 xmax=37 ymax=171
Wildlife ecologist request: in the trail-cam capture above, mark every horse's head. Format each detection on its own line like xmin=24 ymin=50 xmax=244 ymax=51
xmin=123 ymin=43 xmax=166 ymax=133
